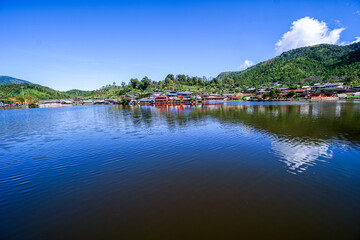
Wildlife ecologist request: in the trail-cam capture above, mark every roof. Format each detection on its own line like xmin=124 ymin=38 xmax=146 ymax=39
xmin=140 ymin=98 xmax=155 ymax=101
xmin=315 ymin=84 xmax=344 ymax=88
xmin=285 ymin=89 xmax=305 ymax=93
xmin=205 ymin=96 xmax=225 ymax=99
xmin=178 ymin=91 xmax=193 ymax=95
xmin=321 ymin=88 xmax=346 ymax=91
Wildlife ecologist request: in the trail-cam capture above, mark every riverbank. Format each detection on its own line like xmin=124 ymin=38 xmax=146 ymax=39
xmin=0 ymin=105 xmax=29 ymax=110
xmin=3 ymin=98 xmax=360 ymax=110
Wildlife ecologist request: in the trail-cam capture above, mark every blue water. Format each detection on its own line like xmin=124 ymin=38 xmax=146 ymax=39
xmin=1 ymin=103 xmax=360 ymax=239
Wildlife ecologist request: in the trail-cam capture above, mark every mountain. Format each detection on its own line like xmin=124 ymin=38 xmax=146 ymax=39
xmin=217 ymin=42 xmax=360 ymax=87
xmin=0 ymin=76 xmax=32 ymax=85
xmin=0 ymin=83 xmax=70 ymax=102
xmin=62 ymin=89 xmax=96 ymax=98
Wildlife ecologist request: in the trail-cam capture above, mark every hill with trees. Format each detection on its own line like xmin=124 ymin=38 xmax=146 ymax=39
xmin=62 ymin=89 xmax=96 ymax=98
xmin=217 ymin=42 xmax=360 ymax=87
xmin=0 ymin=83 xmax=70 ymax=103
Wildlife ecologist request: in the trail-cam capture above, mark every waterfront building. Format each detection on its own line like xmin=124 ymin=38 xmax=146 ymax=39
xmin=178 ymin=91 xmax=193 ymax=96
xmin=140 ymin=98 xmax=155 ymax=105
xmin=203 ymin=95 xmax=226 ymax=103
xmin=155 ymin=95 xmax=168 ymax=104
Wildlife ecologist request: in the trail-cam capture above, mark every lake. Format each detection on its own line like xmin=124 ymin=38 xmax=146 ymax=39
xmin=1 ymin=102 xmax=360 ymax=239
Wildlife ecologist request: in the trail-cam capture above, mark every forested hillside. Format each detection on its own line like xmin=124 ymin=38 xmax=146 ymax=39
xmin=0 ymin=83 xmax=70 ymax=102
xmin=217 ymin=42 xmax=360 ymax=87
xmin=62 ymin=89 xmax=96 ymax=98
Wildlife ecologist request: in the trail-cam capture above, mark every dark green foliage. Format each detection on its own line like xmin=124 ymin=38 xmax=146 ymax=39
xmin=288 ymin=90 xmax=296 ymax=98
xmin=217 ymin=42 xmax=360 ymax=87
xmin=140 ymin=77 xmax=151 ymax=91
xmin=62 ymin=89 xmax=96 ymax=98
xmin=130 ymin=78 xmax=140 ymax=89
xmin=28 ymin=104 xmax=39 ymax=108
xmin=0 ymin=83 xmax=69 ymax=101
xmin=2 ymin=99 xmax=13 ymax=104
xmin=135 ymin=93 xmax=150 ymax=100
xmin=121 ymin=98 xmax=131 ymax=105
xmin=263 ymin=89 xmax=283 ymax=99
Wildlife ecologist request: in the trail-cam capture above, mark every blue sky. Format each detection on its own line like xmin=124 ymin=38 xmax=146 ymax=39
xmin=0 ymin=0 xmax=359 ymax=90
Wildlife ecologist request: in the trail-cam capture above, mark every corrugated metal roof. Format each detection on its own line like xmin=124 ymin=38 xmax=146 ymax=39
xmin=178 ymin=91 xmax=193 ymax=95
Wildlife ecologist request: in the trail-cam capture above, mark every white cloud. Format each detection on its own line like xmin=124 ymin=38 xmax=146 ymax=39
xmin=356 ymin=11 xmax=360 ymax=15
xmin=351 ymin=37 xmax=360 ymax=44
xmin=334 ymin=19 xmax=342 ymax=26
xmin=275 ymin=17 xmax=345 ymax=54
xmin=239 ymin=60 xmax=254 ymax=70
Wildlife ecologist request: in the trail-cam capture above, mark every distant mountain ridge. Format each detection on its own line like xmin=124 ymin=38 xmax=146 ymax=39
xmin=0 ymin=76 xmax=32 ymax=85
xmin=217 ymin=42 xmax=360 ymax=86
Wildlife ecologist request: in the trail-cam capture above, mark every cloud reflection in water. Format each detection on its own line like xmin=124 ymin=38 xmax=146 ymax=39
xmin=271 ymin=138 xmax=333 ymax=174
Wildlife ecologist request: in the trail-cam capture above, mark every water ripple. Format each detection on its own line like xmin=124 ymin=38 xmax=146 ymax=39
xmin=0 ymin=104 xmax=360 ymax=239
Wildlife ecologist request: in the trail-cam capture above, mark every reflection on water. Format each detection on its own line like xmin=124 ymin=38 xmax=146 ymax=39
xmin=140 ymin=102 xmax=360 ymax=174
xmin=271 ymin=139 xmax=333 ymax=174
xmin=1 ymin=102 xmax=360 ymax=239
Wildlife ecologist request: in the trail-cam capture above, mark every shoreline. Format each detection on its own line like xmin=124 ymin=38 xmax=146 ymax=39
xmin=2 ymin=99 xmax=360 ymax=110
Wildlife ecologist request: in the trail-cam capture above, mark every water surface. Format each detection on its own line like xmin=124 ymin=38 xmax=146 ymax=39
xmin=1 ymin=102 xmax=360 ymax=239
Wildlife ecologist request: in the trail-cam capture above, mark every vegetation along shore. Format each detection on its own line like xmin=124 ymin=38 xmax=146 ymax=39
xmin=1 ymin=42 xmax=360 ymax=108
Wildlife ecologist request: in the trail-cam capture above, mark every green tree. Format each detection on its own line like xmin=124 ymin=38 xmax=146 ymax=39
xmin=176 ymin=74 xmax=187 ymax=84
xmin=269 ymin=90 xmax=278 ymax=99
xmin=140 ymin=76 xmax=151 ymax=91
xmin=130 ymin=78 xmax=140 ymax=89
xmin=165 ymin=74 xmax=175 ymax=85
xmin=344 ymin=74 xmax=356 ymax=85
xmin=16 ymin=96 xmax=25 ymax=103
xmin=210 ymin=78 xmax=221 ymax=87
xmin=288 ymin=90 xmax=295 ymax=98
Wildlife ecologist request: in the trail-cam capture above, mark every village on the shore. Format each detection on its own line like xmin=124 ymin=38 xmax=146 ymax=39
xmin=41 ymin=82 xmax=360 ymax=106
xmin=1 ymin=82 xmax=360 ymax=108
